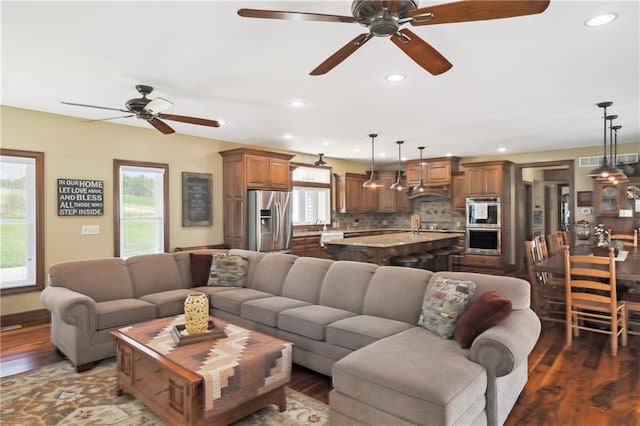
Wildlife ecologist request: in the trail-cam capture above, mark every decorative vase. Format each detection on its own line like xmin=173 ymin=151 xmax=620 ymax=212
xmin=184 ymin=293 xmax=209 ymax=335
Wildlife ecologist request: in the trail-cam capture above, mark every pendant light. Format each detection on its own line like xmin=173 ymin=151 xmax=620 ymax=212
xmin=363 ymin=133 xmax=383 ymax=188
xmin=314 ymin=153 xmax=328 ymax=167
xmin=389 ymin=141 xmax=406 ymax=191
xmin=589 ymin=101 xmax=613 ymax=179
xmin=412 ymin=146 xmax=428 ymax=193
xmin=606 ymin=122 xmax=629 ymax=183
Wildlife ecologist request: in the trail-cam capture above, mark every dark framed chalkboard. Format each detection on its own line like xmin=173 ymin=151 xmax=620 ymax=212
xmin=182 ymin=172 xmax=212 ymax=227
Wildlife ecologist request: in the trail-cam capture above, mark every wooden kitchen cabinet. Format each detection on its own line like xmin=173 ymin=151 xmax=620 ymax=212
xmin=220 ymin=148 xmax=294 ymax=248
xmin=463 ymin=161 xmax=512 ymax=197
xmin=292 ymin=235 xmax=331 ymax=258
xmin=594 ymin=176 xmax=640 ymax=217
xmin=376 ymin=171 xmax=411 ymax=213
xmin=334 ymin=173 xmax=377 ymax=213
xmin=405 ymin=157 xmax=460 ymax=186
xmin=452 ymin=172 xmax=466 ymax=211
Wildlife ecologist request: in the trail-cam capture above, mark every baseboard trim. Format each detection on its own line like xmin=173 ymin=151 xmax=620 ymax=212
xmin=1 ymin=309 xmax=50 ymax=328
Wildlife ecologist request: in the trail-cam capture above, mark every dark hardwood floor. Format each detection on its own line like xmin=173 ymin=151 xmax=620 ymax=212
xmin=1 ymin=321 xmax=638 ymax=424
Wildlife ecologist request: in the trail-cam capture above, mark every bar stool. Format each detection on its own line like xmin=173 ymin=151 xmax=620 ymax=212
xmin=390 ymin=255 xmax=420 ymax=268
xmin=447 ymin=246 xmax=464 ymax=271
xmin=415 ymin=252 xmax=435 ymax=270
xmin=431 ymin=248 xmax=451 ymax=272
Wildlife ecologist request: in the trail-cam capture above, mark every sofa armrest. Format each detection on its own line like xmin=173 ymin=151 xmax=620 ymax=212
xmin=469 ymin=309 xmax=541 ymax=377
xmin=41 ymin=286 xmax=97 ymax=330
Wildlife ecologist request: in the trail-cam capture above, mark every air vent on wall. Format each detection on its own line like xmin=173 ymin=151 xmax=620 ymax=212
xmin=579 ymin=152 xmax=638 ymax=167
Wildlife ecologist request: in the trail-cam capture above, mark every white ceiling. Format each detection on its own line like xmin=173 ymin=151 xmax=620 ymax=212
xmin=2 ymin=1 xmax=638 ymax=165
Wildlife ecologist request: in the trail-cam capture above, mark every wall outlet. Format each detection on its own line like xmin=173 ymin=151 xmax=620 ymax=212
xmin=82 ymin=225 xmax=100 ymax=235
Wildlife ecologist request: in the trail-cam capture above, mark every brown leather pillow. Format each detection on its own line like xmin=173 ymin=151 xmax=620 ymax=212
xmin=454 ymin=291 xmax=512 ymax=348
xmin=189 ymin=253 xmax=213 ymax=286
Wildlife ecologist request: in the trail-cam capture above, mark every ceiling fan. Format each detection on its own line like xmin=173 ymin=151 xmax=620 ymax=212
xmin=61 ymin=85 xmax=220 ymax=135
xmin=238 ymin=0 xmax=550 ymax=76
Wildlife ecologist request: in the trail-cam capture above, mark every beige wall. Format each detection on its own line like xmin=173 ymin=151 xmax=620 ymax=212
xmin=1 ymin=105 xmax=638 ymax=315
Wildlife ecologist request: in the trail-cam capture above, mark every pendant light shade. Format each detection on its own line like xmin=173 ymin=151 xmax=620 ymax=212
xmin=389 ymin=141 xmax=406 ymax=191
xmin=363 ymin=133 xmax=383 ymax=188
xmin=314 ymin=153 xmax=328 ymax=167
xmin=412 ymin=146 xmax=428 ymax=193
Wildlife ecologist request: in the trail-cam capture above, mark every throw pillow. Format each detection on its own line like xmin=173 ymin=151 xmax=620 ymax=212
xmin=454 ymin=291 xmax=512 ymax=348
xmin=189 ymin=253 xmax=213 ymax=287
xmin=207 ymin=254 xmax=249 ymax=287
xmin=418 ymin=277 xmax=476 ymax=339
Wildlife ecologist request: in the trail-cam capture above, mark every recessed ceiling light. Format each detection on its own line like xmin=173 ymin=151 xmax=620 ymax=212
xmin=445 ymin=152 xmax=453 ymax=157
xmin=288 ymin=100 xmax=306 ymax=107
xmin=353 ymin=147 xmax=361 ymax=152
xmin=380 ymin=152 xmax=387 ymax=157
xmin=385 ymin=74 xmax=406 ymax=82
xmin=498 ymin=147 xmax=507 ymax=152
xmin=283 ymin=133 xmax=293 ymax=139
xmin=322 ymin=141 xmax=330 ymax=146
xmin=585 ymin=13 xmax=617 ymax=27
xmin=218 ymin=120 xmax=227 ymax=126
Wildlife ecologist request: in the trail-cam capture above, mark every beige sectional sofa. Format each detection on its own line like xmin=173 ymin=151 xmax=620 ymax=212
xmin=41 ymin=249 xmax=541 ymax=426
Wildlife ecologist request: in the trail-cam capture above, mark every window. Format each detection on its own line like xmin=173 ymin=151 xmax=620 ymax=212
xmin=0 ymin=149 xmax=44 ymax=294
xmin=114 ymin=160 xmax=169 ymax=258
xmin=291 ymin=164 xmax=332 ymax=227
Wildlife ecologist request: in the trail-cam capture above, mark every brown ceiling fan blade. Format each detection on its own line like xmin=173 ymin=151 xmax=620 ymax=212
xmin=391 ymin=29 xmax=452 ymax=75
xmin=148 ymin=118 xmax=175 ymax=135
xmin=408 ymin=0 xmax=550 ymax=26
xmin=238 ymin=8 xmax=359 ymax=23
xmin=83 ymin=115 xmax=134 ymax=123
xmin=310 ymin=33 xmax=373 ymax=76
xmin=157 ymin=113 xmax=220 ymax=128
xmin=61 ymin=101 xmax=130 ymax=113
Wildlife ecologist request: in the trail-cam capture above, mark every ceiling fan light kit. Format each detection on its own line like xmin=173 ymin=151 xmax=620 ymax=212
xmin=238 ymin=0 xmax=550 ymax=76
xmin=589 ymin=101 xmax=628 ymax=183
xmin=363 ymin=133 xmax=384 ymax=188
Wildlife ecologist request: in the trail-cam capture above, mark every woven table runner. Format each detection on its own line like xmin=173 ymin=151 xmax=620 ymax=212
xmin=118 ymin=315 xmax=292 ymax=412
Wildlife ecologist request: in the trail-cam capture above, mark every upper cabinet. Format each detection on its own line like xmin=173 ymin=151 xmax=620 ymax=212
xmin=452 ymin=172 xmax=466 ymax=211
xmin=376 ymin=171 xmax=411 ymax=213
xmin=405 ymin=157 xmax=460 ymax=188
xmin=219 ymin=148 xmax=294 ymax=248
xmin=463 ymin=160 xmax=513 ymax=198
xmin=594 ymin=176 xmax=640 ymax=217
xmin=334 ymin=172 xmax=410 ymax=213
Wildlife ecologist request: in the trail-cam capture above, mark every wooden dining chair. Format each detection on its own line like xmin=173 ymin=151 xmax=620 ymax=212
xmin=608 ymin=229 xmax=638 ymax=248
xmin=563 ymin=246 xmax=628 ymax=356
xmin=559 ymin=230 xmax=571 ymax=246
xmin=525 ymin=240 xmax=565 ymax=323
xmin=546 ymin=232 xmax=564 ymax=256
xmin=536 ymin=235 xmax=549 ymax=260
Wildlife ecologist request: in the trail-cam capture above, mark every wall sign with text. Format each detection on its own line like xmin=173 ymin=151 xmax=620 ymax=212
xmin=58 ymin=179 xmax=104 ymax=216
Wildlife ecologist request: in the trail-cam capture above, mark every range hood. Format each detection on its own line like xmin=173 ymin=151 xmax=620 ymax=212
xmin=407 ymin=185 xmax=451 ymax=200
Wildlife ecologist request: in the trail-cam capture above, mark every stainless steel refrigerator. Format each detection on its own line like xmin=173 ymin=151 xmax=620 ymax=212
xmin=247 ymin=190 xmax=292 ymax=252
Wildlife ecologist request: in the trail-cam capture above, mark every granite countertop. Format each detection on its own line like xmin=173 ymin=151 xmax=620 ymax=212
xmin=323 ymin=232 xmax=461 ymax=248
xmin=293 ymin=227 xmax=464 ymax=237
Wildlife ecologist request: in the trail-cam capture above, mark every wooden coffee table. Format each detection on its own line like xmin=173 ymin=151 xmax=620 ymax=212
xmin=112 ymin=315 xmax=292 ymax=426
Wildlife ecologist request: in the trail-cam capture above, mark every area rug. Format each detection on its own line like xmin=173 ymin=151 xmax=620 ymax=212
xmin=0 ymin=359 xmax=328 ymax=425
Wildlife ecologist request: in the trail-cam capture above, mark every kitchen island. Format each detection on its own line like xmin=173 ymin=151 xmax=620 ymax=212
xmin=324 ymin=232 xmax=462 ymax=266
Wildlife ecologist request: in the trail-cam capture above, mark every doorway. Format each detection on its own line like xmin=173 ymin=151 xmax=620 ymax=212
xmin=515 ymin=160 xmax=574 ymax=270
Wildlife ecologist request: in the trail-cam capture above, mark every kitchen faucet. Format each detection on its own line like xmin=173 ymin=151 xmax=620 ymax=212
xmin=310 ymin=217 xmax=321 ymax=231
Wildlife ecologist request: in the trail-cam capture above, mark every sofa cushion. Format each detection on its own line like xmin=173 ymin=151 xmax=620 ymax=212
xmin=319 ymin=261 xmax=378 ymax=313
xmin=418 ymin=277 xmax=476 ymax=339
xmin=210 ymin=288 xmax=273 ymax=315
xmin=241 ymin=296 xmax=311 ymax=327
xmin=454 ymin=291 xmax=513 ymax=348
xmin=332 ymin=327 xmax=487 ymax=426
xmin=49 ymin=258 xmax=135 ymax=302
xmin=190 ymin=253 xmax=213 ymax=286
xmin=173 ymin=249 xmax=229 ymax=287
xmin=326 ymin=315 xmax=414 ymax=351
xmin=228 ymin=249 xmax=267 ymax=284
xmin=278 ymin=305 xmax=357 ymax=341
xmin=249 ymin=253 xmax=298 ymax=294
xmin=207 ymin=253 xmax=249 ymax=287
xmin=128 ymin=253 xmax=186 ymax=297
xmin=363 ymin=266 xmax=432 ymax=323
xmin=139 ymin=289 xmax=195 ymax=317
xmin=95 ymin=299 xmax=157 ymax=330
xmin=281 ymin=257 xmax=334 ymax=303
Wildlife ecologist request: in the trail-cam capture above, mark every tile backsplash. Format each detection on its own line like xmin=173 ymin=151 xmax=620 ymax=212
xmin=333 ymin=199 xmax=465 ymax=230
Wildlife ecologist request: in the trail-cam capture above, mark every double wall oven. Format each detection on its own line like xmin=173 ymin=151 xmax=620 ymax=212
xmin=465 ymin=197 xmax=501 ymax=255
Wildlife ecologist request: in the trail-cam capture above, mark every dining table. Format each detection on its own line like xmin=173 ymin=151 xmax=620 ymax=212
xmin=533 ymin=244 xmax=640 ymax=282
